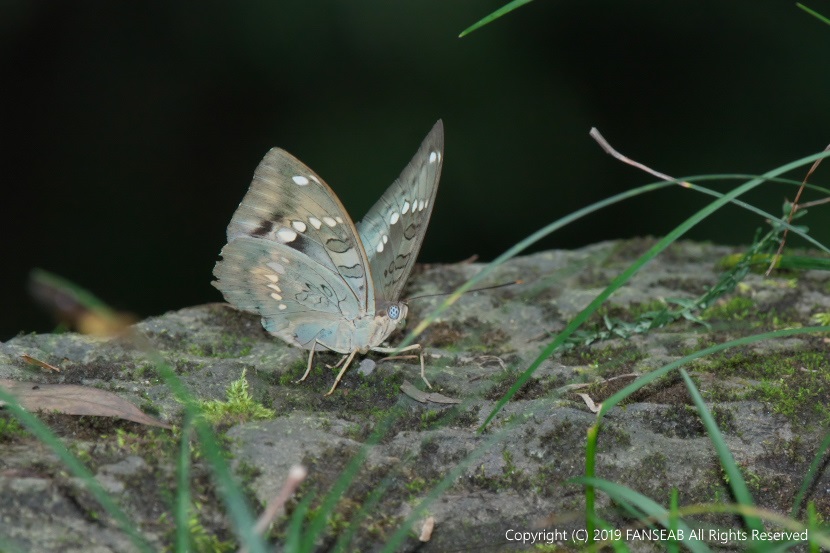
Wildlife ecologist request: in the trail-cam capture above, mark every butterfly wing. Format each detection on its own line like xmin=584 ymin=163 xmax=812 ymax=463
xmin=221 ymin=147 xmax=375 ymax=311
xmin=213 ymin=147 xmax=382 ymax=352
xmin=213 ymin=236 xmax=363 ymax=352
xmin=356 ymin=120 xmax=444 ymax=304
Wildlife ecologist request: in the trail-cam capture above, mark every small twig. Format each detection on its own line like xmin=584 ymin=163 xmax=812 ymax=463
xmin=405 ymin=279 xmax=520 ymax=302
xmin=559 ymin=373 xmax=639 ymax=394
xmin=474 ymin=355 xmax=507 ymax=370
xmin=590 ymin=128 xmax=692 ymax=189
xmin=796 ymin=197 xmax=830 ymax=209
xmin=591 ymin=128 xmax=830 ymax=278
xmin=378 ymin=354 xmax=418 ymax=363
xmin=242 ymin=465 xmax=307 ymax=551
xmin=766 ymin=143 xmax=830 ymax=276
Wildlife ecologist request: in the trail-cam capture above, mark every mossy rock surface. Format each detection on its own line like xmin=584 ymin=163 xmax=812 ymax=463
xmin=2 ymin=239 xmax=830 ymax=551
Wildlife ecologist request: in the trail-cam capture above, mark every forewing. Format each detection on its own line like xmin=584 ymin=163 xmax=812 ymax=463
xmin=356 ymin=120 xmax=444 ymax=303
xmin=225 ymin=148 xmax=373 ymax=310
xmin=212 ymin=236 xmax=359 ymax=350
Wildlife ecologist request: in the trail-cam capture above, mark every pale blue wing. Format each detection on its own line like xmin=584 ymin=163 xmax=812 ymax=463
xmin=224 ymin=148 xmax=374 ymax=311
xmin=356 ymin=120 xmax=444 ymax=304
xmin=212 ymin=236 xmax=361 ymax=351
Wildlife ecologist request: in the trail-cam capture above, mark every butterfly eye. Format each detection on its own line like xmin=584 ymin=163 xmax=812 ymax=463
xmin=387 ymin=304 xmax=401 ymax=320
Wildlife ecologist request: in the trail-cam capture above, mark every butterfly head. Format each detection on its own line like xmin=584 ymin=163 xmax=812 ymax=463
xmin=378 ymin=302 xmax=408 ymax=326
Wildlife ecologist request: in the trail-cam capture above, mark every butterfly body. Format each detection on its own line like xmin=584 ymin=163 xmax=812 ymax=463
xmin=213 ymin=120 xmax=443 ymax=393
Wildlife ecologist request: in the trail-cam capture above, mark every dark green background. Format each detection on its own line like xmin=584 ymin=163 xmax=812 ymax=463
xmin=2 ymin=1 xmax=828 ymax=339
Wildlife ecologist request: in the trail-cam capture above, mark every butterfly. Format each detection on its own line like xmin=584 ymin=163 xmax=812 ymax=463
xmin=212 ymin=120 xmax=444 ymax=395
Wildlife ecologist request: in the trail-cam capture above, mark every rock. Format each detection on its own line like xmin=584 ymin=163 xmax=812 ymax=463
xmin=2 ymin=239 xmax=830 ymax=550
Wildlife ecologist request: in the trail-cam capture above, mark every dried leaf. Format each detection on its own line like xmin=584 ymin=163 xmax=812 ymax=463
xmin=0 ymin=379 xmax=170 ymax=428
xmin=576 ymin=393 xmax=601 ymax=413
xmin=21 ymin=354 xmax=61 ymax=373
xmin=419 ymin=516 xmax=435 ymax=542
xmin=400 ymin=381 xmax=461 ymax=404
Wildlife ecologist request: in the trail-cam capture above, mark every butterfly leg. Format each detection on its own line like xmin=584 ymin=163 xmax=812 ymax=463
xmin=325 ymin=349 xmax=359 ymax=396
xmin=327 ymin=354 xmax=350 ymax=370
xmin=416 ymin=346 xmax=430 ymax=390
xmin=297 ymin=341 xmax=320 ymax=383
xmin=372 ymin=344 xmax=432 ymax=389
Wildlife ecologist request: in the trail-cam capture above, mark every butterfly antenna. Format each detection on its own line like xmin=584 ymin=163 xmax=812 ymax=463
xmin=405 ymin=280 xmax=522 ymax=302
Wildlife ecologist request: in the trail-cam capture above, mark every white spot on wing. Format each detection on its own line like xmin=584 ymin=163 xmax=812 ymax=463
xmin=309 ymin=175 xmax=321 ymax=184
xmin=309 ymin=217 xmax=322 ymax=230
xmin=335 ymin=216 xmax=344 ymax=224
xmin=267 ymin=283 xmax=281 ymax=292
xmin=265 ymin=274 xmax=279 ymax=282
xmin=429 ymin=151 xmax=437 ymax=163
xmin=382 ymin=234 xmax=388 ymax=244
xmin=418 ymin=200 xmax=425 ymax=211
xmin=277 ymin=228 xmax=298 ymax=242
xmin=292 ymin=175 xmax=309 ymax=186
xmin=267 ymin=262 xmax=286 ymax=274
xmin=291 ymin=220 xmax=307 ymax=233
xmin=270 ymin=292 xmax=283 ymax=301
xmin=390 ymin=211 xmax=400 ymax=225
xmin=279 ymin=303 xmax=287 ymax=310
xmin=323 ymin=216 xmax=337 ymax=227
xmin=402 ymin=200 xmax=411 ymax=214
xmin=376 ymin=241 xmax=384 ymax=253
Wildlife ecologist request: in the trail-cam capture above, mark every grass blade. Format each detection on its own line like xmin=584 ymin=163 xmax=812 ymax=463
xmin=598 ymin=327 xmax=830 ymax=418
xmin=679 ymin=369 xmax=764 ymax=534
xmin=797 ymin=3 xmax=830 ymax=25
xmin=300 ymin=411 xmax=397 ymax=550
xmin=459 ymin=0 xmax=537 ymax=37
xmin=401 ymin=168 xmax=829 ymax=361
xmin=571 ymin=476 xmax=711 ymax=553
xmin=791 ymin=431 xmax=830 ymax=518
xmin=145 ymin=352 xmax=267 ymax=553
xmin=175 ymin=415 xmax=193 ymax=552
xmin=481 ymin=151 xmax=830 ymax=430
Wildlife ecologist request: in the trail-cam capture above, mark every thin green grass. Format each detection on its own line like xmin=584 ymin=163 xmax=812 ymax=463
xmin=584 ymin=328 xmax=830 ymax=542
xmin=175 ymin=414 xmax=194 ymax=552
xmin=459 ymin=1 xmax=830 ymax=39
xmin=481 ymin=153 xmax=830 ymax=430
xmin=398 ymin=170 xmax=829 ymax=366
xmin=797 ymin=3 xmax=830 ymax=25
xmin=146 ymin=350 xmax=267 ymax=553
xmin=791 ymin=430 xmax=830 ymax=519
xmin=680 ymin=368 xmax=764 ymax=535
xmin=459 ymin=0 xmax=537 ymax=37
xmin=575 ymin=358 xmax=830 ymax=550
xmin=298 ymin=411 xmax=397 ymax=551
xmin=576 ymin=476 xmax=711 ymax=552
